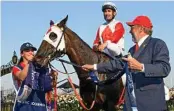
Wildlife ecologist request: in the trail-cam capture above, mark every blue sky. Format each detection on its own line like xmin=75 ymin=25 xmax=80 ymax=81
xmin=1 ymin=1 xmax=174 ymax=89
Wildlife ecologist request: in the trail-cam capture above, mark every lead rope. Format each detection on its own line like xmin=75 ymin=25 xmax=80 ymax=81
xmin=116 ymin=87 xmax=125 ymax=106
xmin=54 ymin=86 xmax=57 ymax=111
xmin=61 ymin=62 xmax=97 ymax=110
xmin=46 ymin=91 xmax=52 ymax=111
xmin=51 ymin=69 xmax=58 ymax=111
xmin=49 ymin=60 xmax=97 ymax=110
xmin=47 ymin=62 xmax=58 ymax=111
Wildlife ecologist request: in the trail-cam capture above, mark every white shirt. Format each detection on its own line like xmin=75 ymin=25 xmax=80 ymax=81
xmin=137 ymin=35 xmax=149 ymax=47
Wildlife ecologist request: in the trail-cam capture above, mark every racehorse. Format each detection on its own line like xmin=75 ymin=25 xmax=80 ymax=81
xmin=34 ymin=15 xmax=124 ymax=111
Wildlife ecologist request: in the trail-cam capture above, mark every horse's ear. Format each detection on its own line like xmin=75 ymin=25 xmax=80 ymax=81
xmin=58 ymin=15 xmax=68 ymax=28
xmin=50 ymin=20 xmax=54 ymax=26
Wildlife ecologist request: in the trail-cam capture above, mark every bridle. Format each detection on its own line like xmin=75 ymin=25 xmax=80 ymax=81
xmin=46 ymin=25 xmax=78 ymax=74
xmin=55 ymin=26 xmax=66 ymax=56
xmin=49 ymin=25 xmax=67 ymax=60
xmin=43 ymin=25 xmax=98 ymax=110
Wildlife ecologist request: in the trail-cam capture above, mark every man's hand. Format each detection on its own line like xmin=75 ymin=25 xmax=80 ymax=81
xmin=122 ymin=55 xmax=143 ymax=71
xmin=98 ymin=42 xmax=108 ymax=51
xmin=82 ymin=64 xmax=94 ymax=71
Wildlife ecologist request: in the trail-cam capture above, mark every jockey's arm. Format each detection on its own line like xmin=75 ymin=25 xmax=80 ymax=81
xmin=105 ymin=40 xmax=124 ymax=56
xmin=110 ymin=23 xmax=125 ymax=43
xmin=13 ymin=64 xmax=29 ymax=81
xmin=105 ymin=23 xmax=125 ymax=56
xmin=93 ymin=28 xmax=100 ymax=50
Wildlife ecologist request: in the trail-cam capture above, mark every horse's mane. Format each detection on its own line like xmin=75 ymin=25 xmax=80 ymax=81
xmin=64 ymin=26 xmax=113 ymax=65
xmin=65 ymin=26 xmax=93 ymax=49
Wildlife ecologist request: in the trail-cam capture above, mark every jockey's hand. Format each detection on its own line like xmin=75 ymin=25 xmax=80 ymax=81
xmin=93 ymin=45 xmax=99 ymax=51
xmin=82 ymin=64 xmax=94 ymax=71
xmin=98 ymin=42 xmax=108 ymax=51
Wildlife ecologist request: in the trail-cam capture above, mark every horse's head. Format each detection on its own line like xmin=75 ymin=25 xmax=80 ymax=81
xmin=35 ymin=16 xmax=68 ymax=66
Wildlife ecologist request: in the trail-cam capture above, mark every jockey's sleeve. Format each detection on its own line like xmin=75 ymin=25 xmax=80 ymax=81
xmin=93 ymin=28 xmax=100 ymax=46
xmin=109 ymin=22 xmax=125 ymax=43
xmin=106 ymin=41 xmax=123 ymax=56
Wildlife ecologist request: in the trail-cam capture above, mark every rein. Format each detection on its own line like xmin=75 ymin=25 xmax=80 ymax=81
xmin=57 ymin=58 xmax=82 ymax=68
xmin=50 ymin=57 xmax=126 ymax=86
xmin=48 ymin=62 xmax=76 ymax=75
xmin=48 ymin=57 xmax=126 ymax=110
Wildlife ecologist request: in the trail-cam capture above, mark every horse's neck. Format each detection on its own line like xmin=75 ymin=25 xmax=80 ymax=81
xmin=65 ymin=28 xmax=98 ymax=65
xmin=64 ymin=28 xmax=109 ymax=78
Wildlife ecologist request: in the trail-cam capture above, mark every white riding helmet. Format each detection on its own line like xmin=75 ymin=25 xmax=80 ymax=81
xmin=102 ymin=2 xmax=117 ymax=12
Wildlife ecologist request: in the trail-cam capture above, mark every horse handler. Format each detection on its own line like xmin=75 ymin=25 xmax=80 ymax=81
xmin=12 ymin=42 xmax=57 ymax=111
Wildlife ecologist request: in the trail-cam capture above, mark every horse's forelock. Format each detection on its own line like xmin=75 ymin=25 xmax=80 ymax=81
xmin=46 ymin=27 xmax=52 ymax=34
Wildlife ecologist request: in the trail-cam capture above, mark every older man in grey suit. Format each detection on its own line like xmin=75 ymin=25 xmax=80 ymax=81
xmin=82 ymin=15 xmax=171 ymax=111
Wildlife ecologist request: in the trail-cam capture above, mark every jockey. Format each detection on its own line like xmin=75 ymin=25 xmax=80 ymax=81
xmin=93 ymin=2 xmax=126 ymax=87
xmin=93 ymin=2 xmax=125 ymax=57
xmin=12 ymin=42 xmax=47 ymax=111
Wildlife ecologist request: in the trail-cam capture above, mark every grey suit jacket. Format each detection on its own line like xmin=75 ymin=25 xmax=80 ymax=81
xmin=96 ymin=37 xmax=171 ymax=111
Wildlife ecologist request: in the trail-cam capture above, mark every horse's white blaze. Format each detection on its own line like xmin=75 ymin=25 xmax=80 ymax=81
xmin=43 ymin=25 xmax=65 ymax=51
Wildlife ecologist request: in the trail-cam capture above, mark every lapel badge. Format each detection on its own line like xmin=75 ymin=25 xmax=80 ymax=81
xmin=143 ymin=44 xmax=146 ymax=48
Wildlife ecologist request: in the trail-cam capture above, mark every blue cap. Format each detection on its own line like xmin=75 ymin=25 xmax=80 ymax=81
xmin=20 ymin=42 xmax=37 ymax=52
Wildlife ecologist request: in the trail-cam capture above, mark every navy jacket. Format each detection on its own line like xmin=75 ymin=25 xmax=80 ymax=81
xmin=96 ymin=37 xmax=171 ymax=111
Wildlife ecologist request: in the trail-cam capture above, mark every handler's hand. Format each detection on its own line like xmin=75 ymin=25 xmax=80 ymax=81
xmin=82 ymin=64 xmax=94 ymax=71
xmin=122 ymin=55 xmax=143 ymax=71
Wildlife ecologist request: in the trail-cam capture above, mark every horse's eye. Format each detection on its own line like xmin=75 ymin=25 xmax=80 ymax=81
xmin=49 ymin=32 xmax=57 ymax=41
